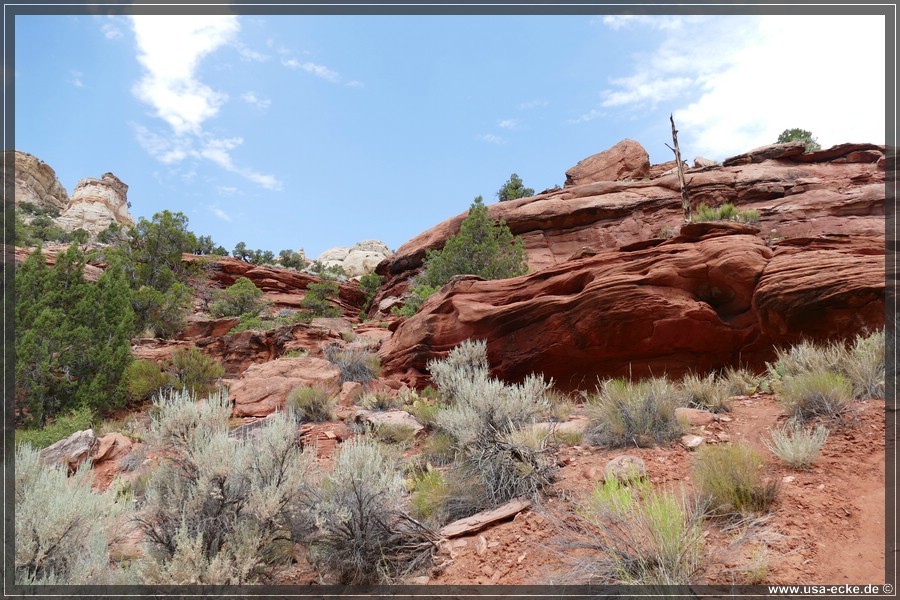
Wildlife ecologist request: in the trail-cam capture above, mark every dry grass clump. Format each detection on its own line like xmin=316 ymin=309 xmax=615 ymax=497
xmin=324 ymin=343 xmax=381 ymax=384
xmin=585 ymin=377 xmax=684 ymax=448
xmin=764 ymin=422 xmax=829 ymax=469
xmin=778 ymin=371 xmax=853 ymax=423
xmin=768 ymin=330 xmax=884 ymax=400
xmin=285 ymin=384 xmax=336 ymax=423
xmin=558 ymin=477 xmax=708 ymax=585
xmin=692 ymin=442 xmax=780 ymax=517
xmin=720 ymin=366 xmax=762 ymax=397
xmin=679 ymin=372 xmax=732 ymax=413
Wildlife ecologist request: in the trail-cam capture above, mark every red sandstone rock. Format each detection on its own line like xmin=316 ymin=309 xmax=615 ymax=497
xmin=229 ymin=356 xmax=341 ymax=417
xmin=371 ymin=143 xmax=884 ymax=311
xmin=565 ymin=139 xmax=651 ymax=186
xmin=379 ymin=223 xmax=884 ymax=390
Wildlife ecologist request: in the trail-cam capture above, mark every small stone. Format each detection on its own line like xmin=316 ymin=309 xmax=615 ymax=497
xmin=517 ymin=553 xmax=527 ymax=564
xmin=676 ymin=407 xmax=718 ymax=426
xmin=817 ymin=484 xmax=825 ymax=490
xmin=476 ymin=535 xmax=488 ymax=557
xmin=681 ymin=434 xmax=705 ymax=450
xmin=409 ymin=575 xmax=430 ymax=585
xmin=783 ymin=476 xmax=796 ymax=484
xmin=603 ymin=455 xmax=648 ymax=483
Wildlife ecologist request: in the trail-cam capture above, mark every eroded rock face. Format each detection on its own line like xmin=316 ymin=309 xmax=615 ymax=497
xmin=11 ymin=150 xmax=69 ymax=211
xmin=379 ymin=223 xmax=884 ymax=390
xmin=372 ymin=142 xmax=884 ymax=308
xmin=56 ymin=172 xmax=134 ymax=236
xmin=565 ymin=139 xmax=651 ymax=186
xmin=229 ymin=357 xmax=341 ymax=417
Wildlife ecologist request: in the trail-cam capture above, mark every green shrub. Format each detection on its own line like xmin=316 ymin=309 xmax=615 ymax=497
xmin=563 ymin=477 xmax=707 ymax=585
xmin=409 ymin=468 xmax=451 ymax=527
xmin=693 ymin=203 xmax=760 ymax=224
xmin=307 ymin=438 xmax=436 ymax=584
xmin=419 ymin=430 xmax=457 ymax=466
xmin=286 ymin=385 xmax=336 ymax=423
xmin=209 ymin=276 xmax=266 ymax=318
xmin=300 ymin=280 xmax=341 ymax=318
xmin=124 ymin=359 xmax=173 ymax=403
xmin=679 ymin=373 xmax=731 ymax=413
xmin=14 ymin=406 xmax=95 ymax=450
xmin=359 ymin=272 xmax=384 ymax=309
xmin=361 ymin=391 xmax=402 ymax=411
xmin=497 ymin=173 xmax=535 ymax=202
xmin=169 ymin=347 xmax=225 ymax=399
xmin=373 ymin=423 xmax=418 ymax=445
xmin=324 ymin=344 xmax=381 ymax=383
xmin=776 ymin=128 xmax=821 ymax=152
xmin=422 ymin=196 xmax=528 ymax=289
xmin=778 ymin=371 xmax=853 ymax=422
xmin=764 ymin=422 xmax=829 ymax=469
xmin=585 ymin=378 xmax=684 ymax=448
xmin=15 ymin=442 xmax=133 ymax=584
xmin=136 ymin=389 xmax=316 ymax=585
xmin=391 ymin=283 xmax=438 ymax=318
xmin=692 ymin=443 xmax=779 ymax=516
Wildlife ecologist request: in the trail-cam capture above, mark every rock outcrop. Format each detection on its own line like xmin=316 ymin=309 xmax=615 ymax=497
xmin=565 ymin=139 xmax=651 ymax=186
xmin=229 ymin=356 xmax=341 ymax=417
xmin=56 ymin=172 xmax=134 ymax=236
xmin=379 ymin=222 xmax=884 ymax=390
xmin=12 ymin=150 xmax=135 ymax=239
xmin=316 ymin=240 xmax=394 ymax=278
xmin=11 ymin=150 xmax=69 ymax=211
xmin=371 ymin=141 xmax=884 ymax=306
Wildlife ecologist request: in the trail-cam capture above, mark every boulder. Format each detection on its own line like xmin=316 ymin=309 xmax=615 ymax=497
xmin=316 ymin=240 xmax=394 ymax=278
xmin=229 ymin=356 xmax=341 ymax=417
xmin=675 ymin=407 xmax=719 ymax=427
xmin=565 ymin=139 xmax=651 ymax=186
xmin=353 ymin=409 xmax=425 ymax=434
xmin=92 ymin=432 xmax=134 ymax=464
xmin=40 ymin=429 xmax=99 ymax=472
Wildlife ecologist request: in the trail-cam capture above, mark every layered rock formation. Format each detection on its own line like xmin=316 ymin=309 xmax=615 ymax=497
xmin=380 ymin=223 xmax=884 ymax=389
xmin=55 ymin=172 xmax=134 ymax=235
xmin=12 ymin=150 xmax=135 ymax=239
xmin=11 ymin=150 xmax=69 ymax=211
xmin=376 ymin=140 xmax=886 ymax=390
xmin=315 ymin=240 xmax=394 ymax=278
xmin=565 ymin=138 xmax=651 ymax=186
xmin=372 ymin=140 xmax=884 ymax=304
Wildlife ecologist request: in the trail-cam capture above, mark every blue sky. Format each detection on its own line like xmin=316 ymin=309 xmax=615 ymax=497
xmin=13 ymin=10 xmax=887 ymax=259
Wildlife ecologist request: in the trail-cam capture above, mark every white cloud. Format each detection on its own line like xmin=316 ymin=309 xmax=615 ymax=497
xmin=130 ymin=15 xmax=238 ymax=135
xmin=211 ymin=207 xmax=233 ymax=221
xmin=101 ymin=22 xmax=123 ymax=40
xmin=588 ymin=15 xmax=885 ymax=160
xmin=70 ymin=70 xmax=84 ymax=88
xmin=242 ymin=91 xmax=271 ymax=110
xmin=129 ymin=16 xmax=282 ymax=191
xmin=282 ymin=57 xmax=342 ymax=83
xmin=673 ymin=15 xmax=885 ymax=159
xmin=478 ymin=133 xmax=506 ymax=145
xmin=569 ymin=108 xmax=605 ymax=124
xmin=217 ymin=186 xmax=239 ymax=195
xmin=345 ymin=80 xmax=364 ymax=88
xmin=497 ymin=118 xmax=520 ymax=130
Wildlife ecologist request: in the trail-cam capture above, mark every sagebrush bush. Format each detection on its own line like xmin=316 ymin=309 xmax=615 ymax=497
xmin=169 ymin=347 xmax=225 ymax=399
xmin=693 ymin=443 xmax=779 ymax=516
xmin=324 ymin=343 xmax=381 ymax=384
xmin=137 ymin=389 xmax=317 ymax=585
xmin=307 ymin=438 xmax=436 ymax=584
xmin=768 ymin=339 xmax=844 ymax=381
xmin=560 ymin=477 xmax=707 ymax=585
xmin=428 ymin=339 xmax=556 ymax=519
xmin=585 ymin=378 xmax=684 ymax=448
xmin=361 ymin=391 xmax=402 ymax=411
xmin=779 ymin=371 xmax=853 ymax=422
xmin=679 ymin=373 xmax=731 ymax=413
xmin=286 ymin=385 xmax=336 ymax=423
xmin=15 ymin=443 xmax=133 ymax=584
xmin=765 ymin=422 xmax=829 ymax=469
xmin=124 ymin=359 xmax=173 ymax=402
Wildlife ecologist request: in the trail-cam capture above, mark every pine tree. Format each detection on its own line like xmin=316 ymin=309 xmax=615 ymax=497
xmin=422 ymin=196 xmax=528 ymax=288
